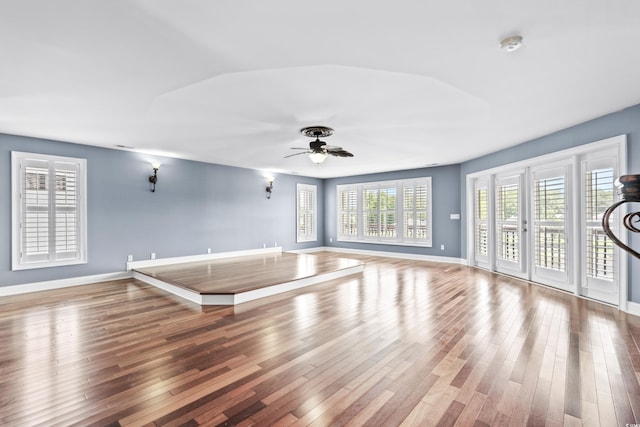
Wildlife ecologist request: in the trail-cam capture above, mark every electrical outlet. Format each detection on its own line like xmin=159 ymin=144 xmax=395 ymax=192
xmin=151 ymin=252 xmax=156 ymax=260
xmin=275 ymin=242 xmax=278 ymax=247
xmin=263 ymin=243 xmax=266 ymax=248
xmin=440 ymin=245 xmax=445 ymax=251
xmin=207 ymin=248 xmax=211 ymax=254
xmin=330 ymin=237 xmax=333 ymax=243
xmin=127 ymin=255 xmax=133 ymax=262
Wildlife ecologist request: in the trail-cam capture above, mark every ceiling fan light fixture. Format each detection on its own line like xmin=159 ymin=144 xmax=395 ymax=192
xmin=284 ymin=125 xmax=352 ymax=164
xmin=309 ymin=152 xmax=328 ymax=164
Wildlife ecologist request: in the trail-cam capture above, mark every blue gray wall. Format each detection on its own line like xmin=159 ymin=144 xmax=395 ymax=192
xmin=2 ymin=103 xmax=639 ymax=299
xmin=323 ymin=165 xmax=462 ymax=258
xmin=460 ymin=103 xmax=640 ymax=302
xmin=0 ymin=134 xmax=323 ymax=287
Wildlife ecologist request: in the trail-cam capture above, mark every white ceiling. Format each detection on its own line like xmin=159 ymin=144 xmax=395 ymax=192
xmin=2 ymin=1 xmax=640 ymax=178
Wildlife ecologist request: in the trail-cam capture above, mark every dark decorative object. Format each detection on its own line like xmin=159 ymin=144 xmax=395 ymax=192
xmin=266 ymin=177 xmax=274 ymax=199
xmin=285 ymin=126 xmax=354 ymax=164
xmin=602 ymin=174 xmax=640 ymax=260
xmin=149 ymin=162 xmax=160 ymax=192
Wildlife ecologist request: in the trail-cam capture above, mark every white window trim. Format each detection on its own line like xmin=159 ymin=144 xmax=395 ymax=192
xmin=11 ymin=151 xmax=88 ymax=270
xmin=296 ymin=183 xmax=317 ymax=243
xmin=337 ymin=177 xmax=432 ymax=247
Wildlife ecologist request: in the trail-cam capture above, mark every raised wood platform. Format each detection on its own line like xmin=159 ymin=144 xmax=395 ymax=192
xmin=132 ymin=251 xmax=364 ymax=305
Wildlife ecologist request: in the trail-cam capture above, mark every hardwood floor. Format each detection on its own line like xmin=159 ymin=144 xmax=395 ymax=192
xmin=134 ymin=252 xmax=363 ymax=294
xmin=0 ymin=252 xmax=639 ymax=426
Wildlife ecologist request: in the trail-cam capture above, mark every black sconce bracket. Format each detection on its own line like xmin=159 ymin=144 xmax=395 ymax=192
xmin=266 ymin=181 xmax=273 ymax=199
xmin=602 ymin=174 xmax=640 ymax=260
xmin=149 ymin=168 xmax=159 ymax=192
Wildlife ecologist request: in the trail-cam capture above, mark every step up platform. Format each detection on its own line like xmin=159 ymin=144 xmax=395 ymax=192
xmin=128 ymin=248 xmax=364 ymax=305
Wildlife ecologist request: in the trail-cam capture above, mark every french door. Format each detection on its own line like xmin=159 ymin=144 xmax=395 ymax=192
xmin=580 ymin=155 xmax=619 ymax=304
xmin=530 ymin=162 xmax=572 ymax=292
xmin=494 ymin=172 xmax=527 ymax=279
xmin=469 ymin=137 xmax=625 ymax=306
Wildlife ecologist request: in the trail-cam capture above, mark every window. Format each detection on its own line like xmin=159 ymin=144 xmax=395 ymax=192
xmin=363 ymin=186 xmax=397 ymax=238
xmin=12 ymin=152 xmax=87 ymax=270
xmin=532 ymin=168 xmax=567 ymax=275
xmin=338 ymin=187 xmax=358 ymax=238
xmin=496 ymin=176 xmax=520 ymax=264
xmin=337 ymin=177 xmax=432 ymax=246
xmin=582 ymin=155 xmax=617 ymax=289
xmin=584 ymin=167 xmax=614 ymax=280
xmin=474 ymin=180 xmax=489 ymax=261
xmin=297 ymin=183 xmax=317 ymax=242
xmin=403 ymin=183 xmax=428 ymax=240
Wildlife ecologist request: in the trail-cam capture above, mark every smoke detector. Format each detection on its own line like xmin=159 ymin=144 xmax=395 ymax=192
xmin=499 ymin=35 xmax=523 ymax=52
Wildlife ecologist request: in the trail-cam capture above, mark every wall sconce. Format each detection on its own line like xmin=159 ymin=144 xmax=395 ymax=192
xmin=266 ymin=176 xmax=274 ymax=199
xmin=149 ymin=162 xmax=160 ymax=192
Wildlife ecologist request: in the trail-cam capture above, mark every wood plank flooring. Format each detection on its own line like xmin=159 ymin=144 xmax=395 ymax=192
xmin=134 ymin=252 xmax=363 ymax=294
xmin=1 ymin=252 xmax=639 ymax=426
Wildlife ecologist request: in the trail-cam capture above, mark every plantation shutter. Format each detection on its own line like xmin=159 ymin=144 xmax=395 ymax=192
xmin=495 ymin=176 xmax=520 ymax=265
xmin=583 ymin=160 xmax=616 ymax=285
xmin=403 ymin=181 xmax=430 ymax=244
xmin=531 ymin=165 xmax=570 ymax=286
xmin=337 ymin=177 xmax=431 ymax=246
xmin=296 ymin=184 xmax=317 ymax=242
xmin=53 ymin=162 xmax=80 ymax=259
xmin=17 ymin=155 xmax=83 ymax=264
xmin=474 ymin=180 xmax=489 ymax=263
xmin=22 ymin=158 xmax=51 ymax=263
xmin=379 ymin=186 xmax=397 ymax=238
xmin=363 ymin=187 xmax=379 ymax=238
xmin=338 ymin=187 xmax=358 ymax=239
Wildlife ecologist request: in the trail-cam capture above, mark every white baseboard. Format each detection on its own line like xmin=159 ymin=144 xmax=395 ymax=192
xmin=132 ymin=271 xmax=205 ymax=305
xmin=0 ymin=271 xmax=132 ymax=297
xmin=127 ymin=247 xmax=282 ymax=270
xmin=626 ymin=301 xmax=640 ymax=317
xmin=229 ymin=264 xmax=364 ymax=305
xmin=293 ymin=246 xmax=466 ymax=265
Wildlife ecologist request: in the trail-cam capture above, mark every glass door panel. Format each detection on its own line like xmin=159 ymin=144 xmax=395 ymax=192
xmin=473 ymin=179 xmax=490 ymax=269
xmin=495 ymin=173 xmax=527 ymax=278
xmin=530 ymin=164 xmax=572 ymax=291
xmin=581 ymin=157 xmax=618 ymax=304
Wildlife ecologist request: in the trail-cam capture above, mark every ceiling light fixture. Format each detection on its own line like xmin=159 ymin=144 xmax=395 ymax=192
xmin=499 ymin=35 xmax=523 ymax=52
xmin=309 ymin=152 xmax=328 ymax=164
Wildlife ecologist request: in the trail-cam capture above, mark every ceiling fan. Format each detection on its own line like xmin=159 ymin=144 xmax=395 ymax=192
xmin=285 ymin=126 xmax=354 ymax=164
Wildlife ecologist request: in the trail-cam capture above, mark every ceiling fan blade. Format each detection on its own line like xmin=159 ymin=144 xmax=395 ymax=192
xmin=284 ymin=151 xmax=310 ymax=158
xmin=290 ymin=147 xmax=309 ymax=150
xmin=327 ymin=149 xmax=354 ymax=158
